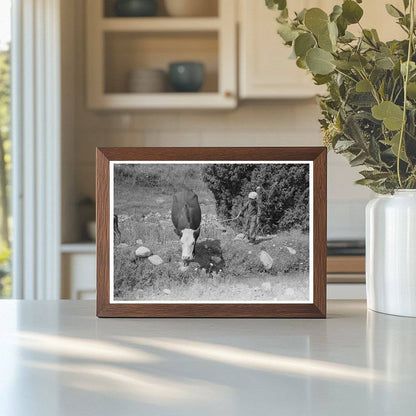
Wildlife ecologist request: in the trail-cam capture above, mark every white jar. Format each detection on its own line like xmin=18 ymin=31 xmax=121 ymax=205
xmin=366 ymin=190 xmax=416 ymax=317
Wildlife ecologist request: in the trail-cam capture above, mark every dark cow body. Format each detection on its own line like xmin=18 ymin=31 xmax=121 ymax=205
xmin=171 ymin=187 xmax=202 ymax=260
xmin=114 ymin=214 xmax=121 ymax=242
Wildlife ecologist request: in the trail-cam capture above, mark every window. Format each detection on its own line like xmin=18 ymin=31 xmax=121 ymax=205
xmin=0 ymin=0 xmax=11 ymax=298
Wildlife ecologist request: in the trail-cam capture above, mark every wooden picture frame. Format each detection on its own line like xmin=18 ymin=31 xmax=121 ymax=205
xmin=96 ymin=147 xmax=327 ymax=318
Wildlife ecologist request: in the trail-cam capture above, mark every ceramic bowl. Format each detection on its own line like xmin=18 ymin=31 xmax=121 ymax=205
xmin=114 ymin=0 xmax=158 ymax=17
xmin=168 ymin=62 xmax=205 ymax=93
xmin=127 ymin=68 xmax=167 ymax=93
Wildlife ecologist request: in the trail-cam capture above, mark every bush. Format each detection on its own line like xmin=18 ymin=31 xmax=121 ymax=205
xmin=202 ymin=164 xmax=309 ymax=232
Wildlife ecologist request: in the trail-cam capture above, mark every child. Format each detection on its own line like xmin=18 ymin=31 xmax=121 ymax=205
xmin=239 ymin=191 xmax=260 ymax=243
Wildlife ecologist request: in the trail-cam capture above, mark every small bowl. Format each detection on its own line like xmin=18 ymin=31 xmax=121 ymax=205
xmin=168 ymin=62 xmax=205 ymax=93
xmin=114 ymin=0 xmax=158 ymax=17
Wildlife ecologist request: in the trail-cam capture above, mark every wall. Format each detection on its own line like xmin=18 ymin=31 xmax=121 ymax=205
xmin=62 ymin=0 xmax=374 ymax=243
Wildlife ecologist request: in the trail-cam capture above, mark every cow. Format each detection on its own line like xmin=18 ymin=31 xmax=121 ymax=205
xmin=171 ymin=187 xmax=202 ymax=262
xmin=114 ymin=214 xmax=121 ymax=242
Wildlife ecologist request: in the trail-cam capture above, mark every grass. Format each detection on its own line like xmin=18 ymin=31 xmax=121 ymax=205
xmin=113 ymin=164 xmax=310 ymax=302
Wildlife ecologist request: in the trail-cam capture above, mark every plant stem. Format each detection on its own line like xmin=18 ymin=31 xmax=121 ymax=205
xmin=397 ymin=0 xmax=415 ymax=188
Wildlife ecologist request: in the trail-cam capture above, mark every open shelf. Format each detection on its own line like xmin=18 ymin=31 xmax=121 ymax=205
xmin=103 ymin=0 xmax=219 ymax=18
xmin=101 ymin=17 xmax=221 ymax=32
xmin=104 ymin=31 xmax=219 ymax=94
xmin=86 ymin=0 xmax=236 ymax=109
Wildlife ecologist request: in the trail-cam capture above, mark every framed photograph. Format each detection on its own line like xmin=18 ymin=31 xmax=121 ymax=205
xmin=96 ymin=147 xmax=327 ymax=318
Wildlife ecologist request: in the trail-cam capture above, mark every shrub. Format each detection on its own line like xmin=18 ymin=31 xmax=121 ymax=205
xmin=202 ymin=164 xmax=309 ymax=232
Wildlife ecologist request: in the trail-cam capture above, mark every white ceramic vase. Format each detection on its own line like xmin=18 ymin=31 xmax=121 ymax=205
xmin=366 ymin=190 xmax=416 ymax=317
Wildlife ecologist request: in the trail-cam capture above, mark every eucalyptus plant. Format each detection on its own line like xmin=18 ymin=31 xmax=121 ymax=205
xmin=266 ymin=0 xmax=416 ymax=193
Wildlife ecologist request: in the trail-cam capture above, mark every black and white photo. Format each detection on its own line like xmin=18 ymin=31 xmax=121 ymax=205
xmin=110 ymin=161 xmax=313 ymax=303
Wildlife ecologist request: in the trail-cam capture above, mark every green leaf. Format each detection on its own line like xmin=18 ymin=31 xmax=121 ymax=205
xmin=350 ymin=152 xmax=368 ymax=167
xmin=375 ymin=56 xmax=395 ymax=70
xmin=306 ymin=48 xmax=335 ymax=75
xmin=372 ymin=101 xmax=404 ymax=130
xmin=295 ymin=8 xmax=307 ymax=22
xmin=371 ymin=29 xmax=380 ymax=42
xmin=350 ymin=53 xmax=368 ymax=69
xmin=330 ymin=5 xmax=343 ymax=22
xmin=336 ymin=15 xmax=348 ymax=36
xmin=333 ymin=59 xmax=353 ymax=70
xmin=339 ymin=31 xmax=356 ymax=42
xmin=385 ymin=4 xmax=403 ymax=18
xmin=359 ymin=170 xmax=391 ymax=180
xmin=356 ymin=79 xmax=372 ymax=92
xmin=277 ymin=23 xmax=299 ymax=42
xmin=382 ymin=132 xmax=409 ymax=162
xmin=304 ymin=8 xmax=329 ymax=35
xmin=266 ymin=0 xmax=287 ymax=11
xmin=342 ymin=0 xmax=363 ymax=24
xmin=318 ymin=32 xmax=333 ymax=52
xmin=334 ymin=139 xmax=355 ymax=152
xmin=294 ymin=33 xmax=315 ymax=57
xmin=313 ymin=74 xmax=332 ymax=85
xmin=407 ymin=82 xmax=416 ymax=99
xmin=296 ymin=57 xmax=307 ymax=69
xmin=355 ymin=178 xmax=377 ymax=185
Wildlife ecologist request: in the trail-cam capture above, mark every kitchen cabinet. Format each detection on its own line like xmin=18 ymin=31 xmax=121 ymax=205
xmin=86 ymin=0 xmax=237 ymax=109
xmin=239 ymin=0 xmax=323 ymax=99
xmin=238 ymin=0 xmax=404 ymax=99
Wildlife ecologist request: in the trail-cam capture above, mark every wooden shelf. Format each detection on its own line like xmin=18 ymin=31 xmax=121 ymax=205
xmin=89 ymin=92 xmax=235 ymax=110
xmin=327 ymin=256 xmax=365 ymax=274
xmin=101 ymin=17 xmax=221 ymax=32
xmin=61 ymin=242 xmax=96 ymax=254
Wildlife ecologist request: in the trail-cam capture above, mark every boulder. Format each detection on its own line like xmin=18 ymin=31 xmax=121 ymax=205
xmin=211 ymin=256 xmax=222 ymax=264
xmin=285 ymin=246 xmax=297 ymax=255
xmin=261 ymin=282 xmax=272 ymax=291
xmin=163 ymin=288 xmax=171 ymax=295
xmin=259 ymin=250 xmax=273 ymax=270
xmin=234 ymin=233 xmax=245 ymax=240
xmin=135 ymin=246 xmax=152 ymax=258
xmin=148 ymin=255 xmax=163 ymax=266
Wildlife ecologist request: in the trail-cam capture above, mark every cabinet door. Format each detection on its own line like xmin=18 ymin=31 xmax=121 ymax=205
xmin=239 ymin=0 xmax=320 ymax=99
xmin=238 ymin=0 xmax=403 ymax=99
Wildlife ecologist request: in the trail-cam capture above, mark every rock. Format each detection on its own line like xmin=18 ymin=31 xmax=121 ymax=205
xmin=259 ymin=250 xmax=273 ymax=270
xmin=148 ymin=255 xmax=163 ymax=266
xmin=135 ymin=289 xmax=144 ymax=298
xmin=118 ymin=243 xmax=129 ymax=248
xmin=135 ymin=246 xmax=152 ymax=258
xmin=136 ymin=239 xmax=143 ymax=245
xmin=248 ymin=251 xmax=252 ymax=255
xmin=234 ymin=233 xmax=245 ymax=240
xmin=261 ymin=282 xmax=272 ymax=291
xmin=163 ymin=288 xmax=171 ymax=295
xmin=179 ymin=265 xmax=189 ymax=272
xmin=211 ymin=256 xmax=222 ymax=264
xmin=285 ymin=246 xmax=297 ymax=255
xmin=285 ymin=288 xmax=295 ymax=296
xmin=156 ymin=197 xmax=165 ymax=204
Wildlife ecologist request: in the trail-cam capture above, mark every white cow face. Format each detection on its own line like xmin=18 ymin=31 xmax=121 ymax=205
xmin=180 ymin=228 xmax=197 ymax=261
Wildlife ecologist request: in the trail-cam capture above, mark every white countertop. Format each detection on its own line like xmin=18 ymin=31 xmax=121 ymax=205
xmin=0 ymin=300 xmax=415 ymax=415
